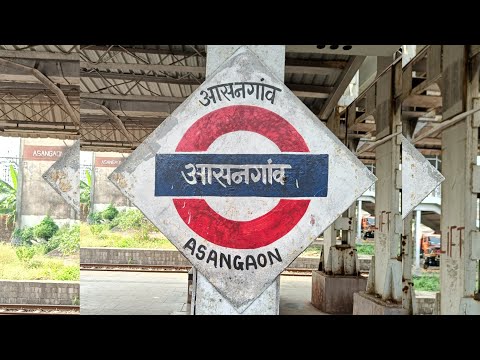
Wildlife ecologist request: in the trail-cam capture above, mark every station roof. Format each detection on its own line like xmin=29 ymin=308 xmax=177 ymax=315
xmin=0 ymin=45 xmax=79 ymax=140
xmin=0 ymin=45 xmax=408 ymax=155
xmin=78 ymin=45 xmax=374 ymax=152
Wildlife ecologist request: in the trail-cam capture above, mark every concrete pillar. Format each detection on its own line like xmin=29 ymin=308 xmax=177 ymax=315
xmin=440 ymin=46 xmax=480 ymax=314
xmin=357 ymin=200 xmax=363 ymax=242
xmin=348 ymin=202 xmax=357 ymax=246
xmin=191 ymin=45 xmax=286 ymax=315
xmin=353 ymin=60 xmax=407 ymax=315
xmin=373 ymin=137 xmax=402 ymax=301
xmin=415 ymin=210 xmax=422 ymax=270
xmin=15 ymin=139 xmax=23 ymax=231
xmin=322 ymin=225 xmax=336 ymax=268
xmin=402 ymin=212 xmax=414 ymax=313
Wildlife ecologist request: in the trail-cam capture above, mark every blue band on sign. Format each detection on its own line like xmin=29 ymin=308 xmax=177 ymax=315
xmin=155 ymin=154 xmax=328 ymax=197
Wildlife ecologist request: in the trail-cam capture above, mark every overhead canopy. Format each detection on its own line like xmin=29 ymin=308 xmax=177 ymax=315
xmin=0 ymin=45 xmax=79 ymax=140
xmin=78 ymin=45 xmax=371 ymax=152
xmin=0 ymin=45 xmax=406 ymax=153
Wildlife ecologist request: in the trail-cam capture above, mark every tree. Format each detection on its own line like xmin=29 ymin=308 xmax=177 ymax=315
xmin=0 ymin=165 xmax=18 ymax=227
xmin=80 ymin=169 xmax=92 ymax=213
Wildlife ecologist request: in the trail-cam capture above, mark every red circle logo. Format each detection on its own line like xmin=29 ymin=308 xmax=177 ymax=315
xmin=173 ymin=105 xmax=310 ymax=249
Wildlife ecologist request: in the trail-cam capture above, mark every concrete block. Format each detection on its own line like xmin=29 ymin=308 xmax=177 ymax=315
xmin=415 ymin=292 xmax=437 ymax=315
xmin=353 ymin=291 xmax=408 ymax=315
xmin=311 ymin=271 xmax=368 ymax=314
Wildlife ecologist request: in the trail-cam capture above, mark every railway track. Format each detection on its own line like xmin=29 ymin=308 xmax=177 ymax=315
xmin=80 ymin=263 xmax=314 ymax=276
xmin=81 ymin=263 xmax=191 ymax=273
xmin=0 ymin=304 xmax=80 ymax=315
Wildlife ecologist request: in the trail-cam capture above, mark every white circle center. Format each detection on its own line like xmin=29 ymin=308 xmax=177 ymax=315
xmin=205 ymin=131 xmax=280 ymax=221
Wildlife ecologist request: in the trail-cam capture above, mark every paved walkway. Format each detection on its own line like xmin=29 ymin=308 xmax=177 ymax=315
xmin=80 ymin=271 xmax=325 ymax=315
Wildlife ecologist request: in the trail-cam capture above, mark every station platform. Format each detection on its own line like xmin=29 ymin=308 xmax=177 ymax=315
xmin=80 ymin=271 xmax=325 ymax=315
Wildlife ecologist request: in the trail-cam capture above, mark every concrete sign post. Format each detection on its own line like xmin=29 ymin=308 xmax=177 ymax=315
xmin=192 ymin=45 xmax=285 ymax=315
xmin=109 ymin=46 xmax=376 ymax=313
xmin=43 ymin=140 xmax=80 ymax=213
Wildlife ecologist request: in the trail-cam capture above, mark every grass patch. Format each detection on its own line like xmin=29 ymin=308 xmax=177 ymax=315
xmin=356 ymin=244 xmax=374 ymax=255
xmin=413 ymin=274 xmax=440 ymax=292
xmin=0 ymin=243 xmax=79 ymax=281
xmin=80 ymin=223 xmax=175 ymax=249
xmin=301 ymin=243 xmax=375 ymax=257
xmin=302 ymin=245 xmax=321 ymax=257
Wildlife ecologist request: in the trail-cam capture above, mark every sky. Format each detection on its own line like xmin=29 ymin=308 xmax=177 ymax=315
xmin=80 ymin=150 xmax=93 ymax=165
xmin=0 ymin=137 xmax=20 ymax=158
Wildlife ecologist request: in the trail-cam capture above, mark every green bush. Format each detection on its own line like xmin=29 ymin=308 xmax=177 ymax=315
xmin=44 ymin=235 xmax=62 ymax=253
xmin=88 ymin=204 xmax=119 ymax=224
xmin=356 ymin=244 xmax=375 ymax=255
xmin=413 ymin=274 xmax=440 ymax=292
xmin=13 ymin=226 xmax=35 ymax=245
xmin=88 ymin=211 xmax=103 ymax=224
xmin=37 ymin=261 xmax=80 ymax=281
xmin=90 ymin=224 xmax=108 ymax=235
xmin=57 ymin=225 xmax=80 ymax=255
xmin=39 ymin=225 xmax=80 ymax=255
xmin=101 ymin=204 xmax=118 ymax=221
xmin=55 ymin=265 xmax=80 ymax=281
xmin=33 ymin=216 xmax=59 ymax=240
xmin=111 ymin=209 xmax=154 ymax=231
xmin=15 ymin=246 xmax=36 ymax=262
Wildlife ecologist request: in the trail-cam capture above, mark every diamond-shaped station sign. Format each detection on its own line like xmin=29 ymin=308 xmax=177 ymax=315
xmin=401 ymin=136 xmax=444 ymax=219
xmin=42 ymin=140 xmax=80 ymax=213
xmin=109 ymin=47 xmax=376 ymax=309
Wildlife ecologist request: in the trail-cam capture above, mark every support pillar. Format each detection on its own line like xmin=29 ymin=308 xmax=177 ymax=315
xmin=357 ymin=200 xmax=363 ymax=243
xmin=440 ymin=45 xmax=480 ymax=314
xmin=353 ymin=59 xmax=407 ymax=315
xmin=402 ymin=212 xmax=414 ymax=314
xmin=415 ymin=210 xmax=422 ymax=271
xmin=191 ymin=45 xmax=285 ymax=315
xmin=372 ymin=137 xmax=403 ymax=302
xmin=312 ymin=168 xmax=367 ymax=313
xmin=322 ymin=225 xmax=336 ymax=270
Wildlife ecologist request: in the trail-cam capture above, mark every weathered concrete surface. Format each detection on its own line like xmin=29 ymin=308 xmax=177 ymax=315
xmin=43 ymin=140 xmax=80 ymax=212
xmin=80 ymin=247 xmax=191 ymax=266
xmin=19 ymin=138 xmax=77 ymax=228
xmin=109 ymin=46 xmax=376 ymax=309
xmin=414 ymin=291 xmax=437 ymax=315
xmin=80 ymin=271 xmax=188 ymax=315
xmin=80 ymin=247 xmax=331 ymax=268
xmin=440 ymin=47 xmax=479 ymax=315
xmin=193 ymin=271 xmax=280 ymax=315
xmin=80 ymin=247 xmax=374 ymax=276
xmin=353 ymin=291 xmax=408 ymax=315
xmin=188 ymin=45 xmax=286 ymax=315
xmin=80 ymin=270 xmax=325 ymax=315
xmin=92 ymin=152 xmax=130 ymax=212
xmin=401 ymin=136 xmax=444 ymax=219
xmin=206 ymin=45 xmax=285 ymax=80
xmin=373 ymin=138 xmax=402 ymax=301
xmin=311 ymin=271 xmax=368 ymax=314
xmin=0 ymin=280 xmax=79 ymax=305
